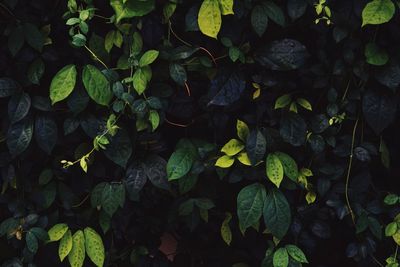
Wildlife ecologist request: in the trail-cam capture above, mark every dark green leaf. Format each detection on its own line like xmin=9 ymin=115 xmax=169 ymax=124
xmin=263 ymin=189 xmax=291 ymax=239
xmin=8 ymin=92 xmax=31 ymax=123
xmin=237 ymin=183 xmax=266 ymax=230
xmin=34 ymin=115 xmax=58 ymax=154
xmin=7 ymin=117 xmax=33 ymax=157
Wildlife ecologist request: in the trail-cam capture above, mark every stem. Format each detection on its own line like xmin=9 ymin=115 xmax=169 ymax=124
xmin=345 ymin=117 xmax=359 ymax=225
xmin=72 ymin=194 xmax=89 ymax=208
xmin=371 ymin=255 xmax=384 ymax=267
xmin=341 ymin=79 xmax=351 ymax=102
xmin=84 ymin=45 xmax=109 ymax=69
xmin=165 ymin=118 xmax=193 ymax=128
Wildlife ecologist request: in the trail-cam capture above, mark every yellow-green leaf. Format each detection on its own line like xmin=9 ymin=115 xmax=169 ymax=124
xmin=266 ymin=153 xmax=284 ymax=188
xmin=84 ymin=227 xmax=105 ymax=267
xmin=237 ymin=152 xmax=251 ymax=166
xmin=305 ymin=191 xmax=316 ymax=204
xmin=274 ymin=94 xmax=291 ymax=109
xmin=236 ymin=119 xmax=249 ymax=142
xmin=221 ymin=212 xmax=232 ymax=245
xmin=361 ymin=0 xmax=395 ymax=27
xmin=49 ymin=65 xmax=77 ymax=105
xmin=48 ymin=223 xmax=69 ymax=242
xmin=215 ymin=155 xmax=235 ymax=168
xmin=68 ymin=230 xmax=85 ymax=267
xmin=198 ymin=0 xmax=222 ymax=39
xmin=296 ymin=98 xmax=312 ymax=111
xmin=218 ymin=0 xmax=234 ymax=15
xmin=393 ymin=230 xmax=400 ymax=246
xmin=221 ymin=139 xmax=244 ymax=156
xmin=59 ymin=230 xmax=72 ymax=262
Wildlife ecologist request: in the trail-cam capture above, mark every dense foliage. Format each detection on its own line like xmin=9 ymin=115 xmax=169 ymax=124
xmin=1 ymin=0 xmax=400 ymax=266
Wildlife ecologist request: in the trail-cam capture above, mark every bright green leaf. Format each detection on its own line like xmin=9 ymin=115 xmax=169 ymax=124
xmin=198 ymin=0 xmax=222 ymax=39
xmin=215 ymin=155 xmax=235 ymax=168
xmin=362 ymin=0 xmax=395 ymax=27
xmin=82 ymin=65 xmax=113 ymax=106
xmin=68 ymin=230 xmax=85 ymax=267
xmin=236 ymin=119 xmax=249 ymax=142
xmin=59 ymin=230 xmax=72 ymax=262
xmin=285 ymin=244 xmax=308 ymax=263
xmin=48 ymin=223 xmax=69 ymax=242
xmin=221 ymin=139 xmax=244 ymax=156
xmin=84 ymin=227 xmax=105 ymax=267
xmin=50 ymin=65 xmax=77 ymax=105
xmin=266 ymin=153 xmax=284 ymax=188
xmin=274 ymin=152 xmax=298 ymax=181
xmin=139 ymin=50 xmax=159 ymax=67
xmin=273 ymin=248 xmax=289 ymax=267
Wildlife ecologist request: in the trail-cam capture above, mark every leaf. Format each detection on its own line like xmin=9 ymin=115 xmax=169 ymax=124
xmin=125 ymin=162 xmax=147 ymax=195
xmin=50 ymin=65 xmax=77 ymax=105
xmin=256 ymin=39 xmax=309 ymax=71
xmin=287 ymin=0 xmax=307 ymax=21
xmin=0 ymin=218 xmax=18 ymax=237
xmin=0 ymin=78 xmax=20 ymax=98
xmin=110 ymin=0 xmax=155 ymax=23
xmin=48 ymin=223 xmax=69 ymax=241
xmin=8 ymin=26 xmax=24 ymax=56
xmin=263 ymin=189 xmax=291 ymax=239
xmin=362 ymin=89 xmax=397 ymax=135
xmin=179 ymin=173 xmax=198 ymax=194
xmin=35 ymin=115 xmax=58 ymax=154
xmin=208 ymin=70 xmax=246 ymax=106
xmin=221 ymin=139 xmax=244 ymax=156
xmin=266 ymin=153 xmax=284 ymax=188
xmin=26 ymin=231 xmax=38 ymax=253
xmin=7 ymin=117 xmax=33 ymax=157
xmin=237 ymin=183 xmax=266 ymax=230
xmin=8 ymin=92 xmax=31 ymax=123
xmin=167 ymin=149 xmax=195 ymax=180
xmin=263 ymin=1 xmax=285 ymax=26
xmin=143 ymin=155 xmax=170 ymax=190
xmin=251 ymin=5 xmax=268 ymax=37
xmin=101 ymin=183 xmax=123 ymax=216
xmin=59 ymin=230 xmax=72 ymax=262
xmin=23 ymin=23 xmax=44 ymax=52
xmin=103 ymin=129 xmax=132 ymax=168
xmin=132 ymin=68 xmax=148 ymax=94
xmin=275 ymin=94 xmax=291 ymax=109
xmin=148 ymin=110 xmax=159 ymax=131
xmin=169 ymin=63 xmax=187 ymax=86
xmin=84 ymin=227 xmax=105 ymax=267
xmin=215 ymin=155 xmax=235 ymax=168
xmin=139 ymin=50 xmax=159 ymax=67
xmin=296 ymin=98 xmax=312 ymax=111
xmin=28 ymin=58 xmax=45 ymax=85
xmin=362 ymin=0 xmax=395 ymax=27
xmin=274 ymin=152 xmax=298 ymax=182
xmin=279 ymin=113 xmax=307 ymax=146
xmin=82 ymin=65 xmax=113 ymax=106
xmin=68 ymin=230 xmax=85 ymax=267
xmin=385 ymin=222 xmax=398 ymax=236
xmin=218 ymin=0 xmax=234 ymax=15
xmin=237 ymin=152 xmax=251 ymax=166
xmin=221 ymin=213 xmax=232 ymax=245
xmin=198 ymin=0 xmax=222 ymax=39
xmin=365 ymin=43 xmax=388 ymax=66
xmin=273 ymin=248 xmax=289 ymax=267
xmin=236 ymin=120 xmax=249 ymax=142
xmin=246 ymin=130 xmax=266 ymax=165
xmin=285 ymin=245 xmax=308 ymax=263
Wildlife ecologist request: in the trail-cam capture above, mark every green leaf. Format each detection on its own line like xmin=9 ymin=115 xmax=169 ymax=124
xmin=215 ymin=155 xmax=235 ymax=168
xmin=384 ymin=194 xmax=399 ymax=205
xmin=84 ymin=227 xmax=105 ymax=267
xmin=263 ymin=1 xmax=285 ymax=26
xmin=273 ymin=248 xmax=289 ymax=267
xmin=169 ymin=63 xmax=187 ymax=86
xmin=218 ymin=0 xmax=234 ymax=15
xmin=236 ymin=120 xmax=249 ymax=142
xmin=0 ymin=218 xmax=18 ymax=237
xmin=365 ymin=43 xmax=389 ymax=66
xmin=274 ymin=152 xmax=298 ymax=181
xmin=266 ymin=153 xmax=284 ymax=188
xmin=198 ymin=0 xmax=222 ymax=39
xmin=23 ymin=23 xmax=44 ymax=52
xmin=246 ymin=130 xmax=267 ymax=165
xmin=59 ymin=230 xmax=72 ymax=262
xmin=167 ymin=149 xmax=195 ymax=180
xmin=30 ymin=227 xmax=49 ymax=241
xmin=110 ymin=0 xmax=155 ymax=23
xmin=26 ymin=231 xmax=38 ymax=253
xmin=48 ymin=223 xmax=69 ymax=242
xmin=275 ymin=94 xmax=291 ymax=109
xmin=34 ymin=115 xmax=58 ymax=154
xmin=68 ymin=230 xmax=85 ymax=267
xmin=0 ymin=78 xmax=20 ymax=98
xmin=296 ymin=98 xmax=312 ymax=111
xmin=8 ymin=92 xmax=31 ymax=123
xmin=82 ymin=65 xmax=113 ymax=106
xmin=7 ymin=117 xmax=33 ymax=157
xmin=251 ymin=5 xmax=268 ymax=37
xmin=139 ymin=50 xmax=159 ymax=67
xmin=103 ymin=128 xmax=132 ymax=168
xmin=221 ymin=212 xmax=232 ymax=245
xmin=221 ymin=139 xmax=244 ymax=156
xmin=8 ymin=26 xmax=24 ymax=56
xmin=263 ymin=189 xmax=291 ymax=239
xmin=362 ymin=0 xmax=395 ymax=27
xmin=101 ymin=183 xmax=123 ymax=216
xmin=28 ymin=58 xmax=45 ymax=85
xmin=285 ymin=245 xmax=308 ymax=263
xmin=237 ymin=183 xmax=266 ymax=230
xmin=385 ymin=222 xmax=398 ymax=237
xmin=132 ymin=68 xmax=148 ymax=94
xmin=148 ymin=110 xmax=160 ymax=131
xmin=50 ymin=65 xmax=77 ymax=105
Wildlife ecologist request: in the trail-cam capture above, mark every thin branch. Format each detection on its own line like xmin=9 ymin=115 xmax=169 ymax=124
xmin=84 ymin=45 xmax=109 ymax=69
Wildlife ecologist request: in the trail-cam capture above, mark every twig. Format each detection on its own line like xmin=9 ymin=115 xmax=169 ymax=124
xmin=84 ymin=45 xmax=109 ymax=69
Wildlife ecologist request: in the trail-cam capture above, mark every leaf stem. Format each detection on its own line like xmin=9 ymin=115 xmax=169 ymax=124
xmin=84 ymin=45 xmax=109 ymax=69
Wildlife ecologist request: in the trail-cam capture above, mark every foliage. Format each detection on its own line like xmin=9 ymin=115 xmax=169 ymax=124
xmin=1 ymin=0 xmax=400 ymax=266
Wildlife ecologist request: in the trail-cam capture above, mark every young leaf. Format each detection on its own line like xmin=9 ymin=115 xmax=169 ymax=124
xmin=139 ymin=50 xmax=159 ymax=67
xmin=285 ymin=244 xmax=308 ymax=263
xmin=82 ymin=65 xmax=113 ymax=106
xmin=68 ymin=230 xmax=85 ymax=267
xmin=236 ymin=120 xmax=249 ymax=142
xmin=266 ymin=153 xmax=284 ymax=188
xmin=237 ymin=183 xmax=266 ymax=230
xmin=221 ymin=139 xmax=244 ymax=156
xmin=296 ymin=98 xmax=312 ymax=111
xmin=59 ymin=230 xmax=72 ymax=262
xmin=274 ymin=152 xmax=298 ymax=181
xmin=362 ymin=0 xmax=395 ymax=27
xmin=215 ymin=155 xmax=235 ymax=168
xmin=84 ymin=227 xmax=105 ymax=267
xmin=385 ymin=222 xmax=398 ymax=237
xmin=237 ymin=152 xmax=251 ymax=166
xmin=198 ymin=0 xmax=222 ymax=39
xmin=49 ymin=65 xmax=77 ymax=105
xmin=275 ymin=94 xmax=291 ymax=109
xmin=48 ymin=223 xmax=69 ymax=242
xmin=263 ymin=189 xmax=291 ymax=239
xmin=273 ymin=248 xmax=289 ymax=267
xmin=218 ymin=0 xmax=234 ymax=15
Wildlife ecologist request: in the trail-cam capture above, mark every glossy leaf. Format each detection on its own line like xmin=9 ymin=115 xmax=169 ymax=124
xmin=263 ymin=189 xmax=291 ymax=239
xmin=82 ymin=65 xmax=113 ymax=106
xmin=50 ymin=65 xmax=77 ymax=105
xmin=237 ymin=183 xmax=266 ymax=230
xmin=198 ymin=0 xmax=222 ymax=39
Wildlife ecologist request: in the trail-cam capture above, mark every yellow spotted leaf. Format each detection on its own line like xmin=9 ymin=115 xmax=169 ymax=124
xmin=236 ymin=120 xmax=249 ymax=142
xmin=237 ymin=152 xmax=251 ymax=166
xmin=84 ymin=227 xmax=105 ymax=267
xmin=221 ymin=139 xmax=244 ymax=156
xmin=266 ymin=153 xmax=284 ymax=188
xmin=59 ymin=230 xmax=72 ymax=262
xmin=48 ymin=223 xmax=69 ymax=242
xmin=218 ymin=0 xmax=234 ymax=15
xmin=198 ymin=0 xmax=222 ymax=39
xmin=68 ymin=230 xmax=85 ymax=267
xmin=215 ymin=155 xmax=235 ymax=168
